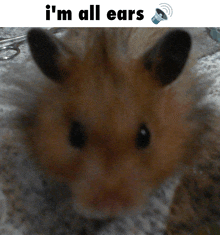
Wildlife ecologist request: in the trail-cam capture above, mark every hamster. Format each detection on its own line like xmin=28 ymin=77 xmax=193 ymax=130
xmin=24 ymin=28 xmax=214 ymax=222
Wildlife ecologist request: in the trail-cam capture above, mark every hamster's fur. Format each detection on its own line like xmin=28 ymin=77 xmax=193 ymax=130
xmin=11 ymin=28 xmax=220 ymax=233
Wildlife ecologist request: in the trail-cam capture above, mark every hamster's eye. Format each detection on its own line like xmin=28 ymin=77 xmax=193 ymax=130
xmin=136 ymin=123 xmax=151 ymax=149
xmin=69 ymin=121 xmax=87 ymax=149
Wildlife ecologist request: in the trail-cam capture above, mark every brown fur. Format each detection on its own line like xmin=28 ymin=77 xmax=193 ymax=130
xmin=18 ymin=28 xmax=216 ymax=224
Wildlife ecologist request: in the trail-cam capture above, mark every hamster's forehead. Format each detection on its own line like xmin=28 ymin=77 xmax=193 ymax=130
xmin=61 ymin=61 xmax=159 ymax=130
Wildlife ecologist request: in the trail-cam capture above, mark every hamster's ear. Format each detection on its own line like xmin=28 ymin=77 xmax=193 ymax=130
xmin=143 ymin=30 xmax=191 ymax=86
xmin=27 ymin=28 xmax=75 ymax=83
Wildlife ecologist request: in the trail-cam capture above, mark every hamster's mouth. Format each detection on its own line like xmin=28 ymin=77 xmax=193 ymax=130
xmin=74 ymin=203 xmax=143 ymax=220
xmin=72 ymin=189 xmax=150 ymax=220
xmin=73 ymin=201 xmax=130 ymax=220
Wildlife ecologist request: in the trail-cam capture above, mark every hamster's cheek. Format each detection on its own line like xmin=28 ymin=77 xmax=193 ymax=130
xmin=30 ymin=125 xmax=79 ymax=180
xmin=28 ymin=104 xmax=84 ymax=180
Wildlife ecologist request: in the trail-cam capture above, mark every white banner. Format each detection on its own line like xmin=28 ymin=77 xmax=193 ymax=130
xmin=0 ymin=0 xmax=219 ymax=27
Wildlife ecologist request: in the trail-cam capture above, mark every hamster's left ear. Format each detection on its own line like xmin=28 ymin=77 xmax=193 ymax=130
xmin=143 ymin=29 xmax=191 ymax=86
xmin=27 ymin=28 xmax=76 ymax=83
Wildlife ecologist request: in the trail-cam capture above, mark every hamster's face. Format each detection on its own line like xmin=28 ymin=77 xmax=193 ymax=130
xmin=27 ymin=29 xmax=192 ymax=219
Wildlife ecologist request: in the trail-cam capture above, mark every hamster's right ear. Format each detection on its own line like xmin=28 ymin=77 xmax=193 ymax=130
xmin=27 ymin=28 xmax=76 ymax=83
